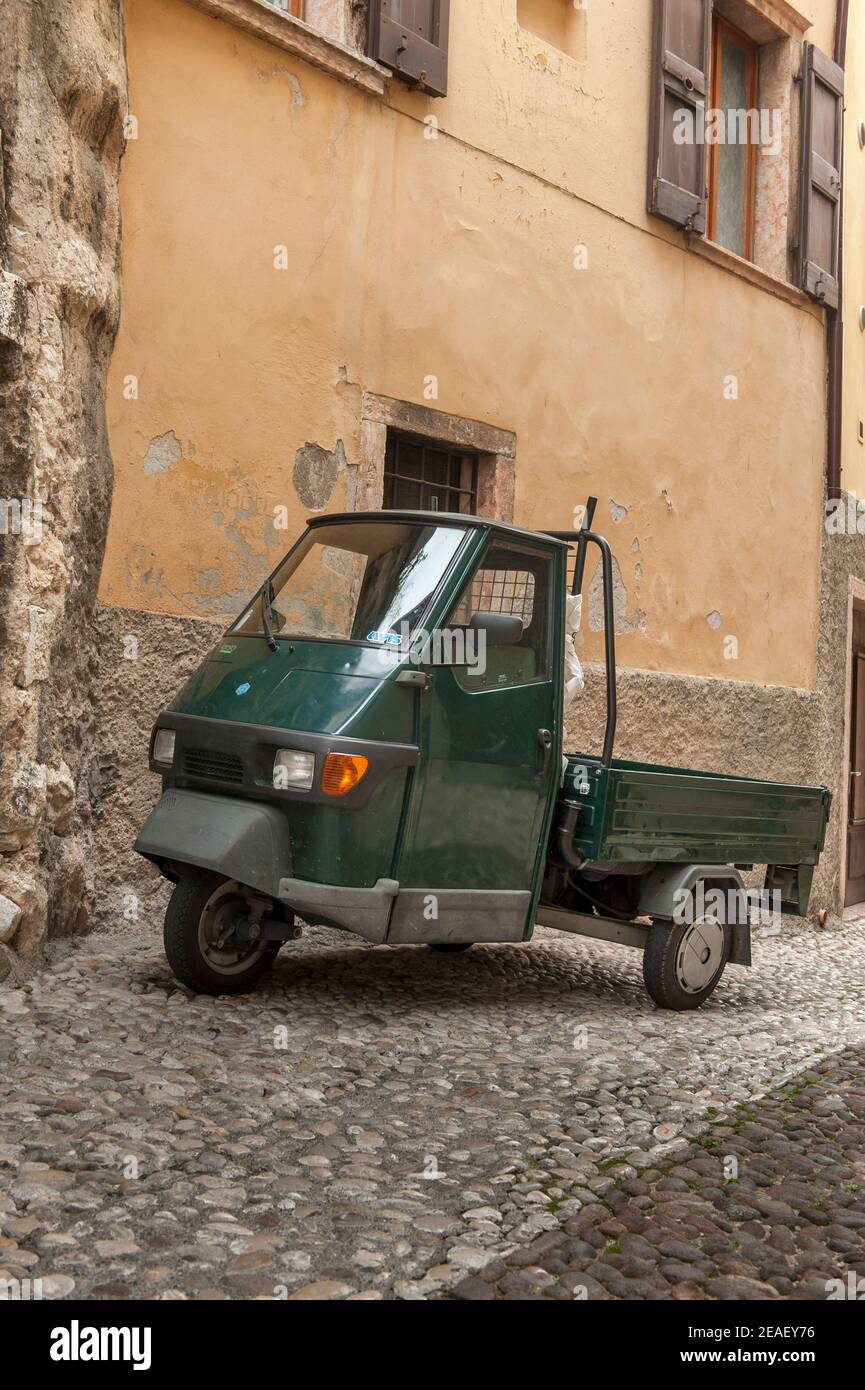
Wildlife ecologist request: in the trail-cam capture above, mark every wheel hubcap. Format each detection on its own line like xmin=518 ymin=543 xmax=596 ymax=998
xmin=675 ymin=915 xmax=725 ymax=994
xmin=198 ymin=880 xmax=269 ymax=976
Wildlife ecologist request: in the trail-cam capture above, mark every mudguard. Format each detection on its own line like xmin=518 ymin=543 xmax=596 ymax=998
xmin=134 ymin=788 xmax=292 ymax=898
xmin=638 ymin=863 xmax=751 ymax=966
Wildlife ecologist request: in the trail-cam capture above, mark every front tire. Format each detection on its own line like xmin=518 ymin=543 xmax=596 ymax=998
xmin=163 ymin=873 xmax=280 ymax=995
xmin=642 ymin=891 xmax=731 ymax=1010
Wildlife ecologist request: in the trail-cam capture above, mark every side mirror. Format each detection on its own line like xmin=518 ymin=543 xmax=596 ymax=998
xmin=469 ymin=611 xmax=523 ymax=647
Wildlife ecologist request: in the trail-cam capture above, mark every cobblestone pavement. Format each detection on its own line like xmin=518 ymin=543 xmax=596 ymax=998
xmin=451 ymin=1047 xmax=865 ymax=1300
xmin=1 ymin=919 xmax=864 ymax=1301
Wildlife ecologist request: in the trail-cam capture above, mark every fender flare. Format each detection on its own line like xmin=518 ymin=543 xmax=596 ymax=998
xmin=134 ymin=789 xmax=292 ymax=899
xmin=637 ymin=863 xmax=751 ymax=966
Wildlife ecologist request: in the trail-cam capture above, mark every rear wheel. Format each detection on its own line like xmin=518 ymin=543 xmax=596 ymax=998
xmin=643 ymin=891 xmax=730 ymax=1011
xmin=163 ymin=872 xmax=281 ymax=995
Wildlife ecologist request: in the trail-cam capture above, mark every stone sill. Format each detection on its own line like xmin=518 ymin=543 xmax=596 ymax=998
xmin=688 ymin=235 xmax=820 ymax=314
xmin=179 ymin=0 xmax=389 ymax=97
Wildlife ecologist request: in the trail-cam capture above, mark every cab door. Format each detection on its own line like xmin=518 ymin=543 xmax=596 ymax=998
xmin=388 ymin=537 xmax=563 ymax=944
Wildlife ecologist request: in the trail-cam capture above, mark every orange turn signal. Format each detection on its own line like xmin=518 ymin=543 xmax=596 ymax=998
xmin=321 ymin=752 xmax=369 ymax=797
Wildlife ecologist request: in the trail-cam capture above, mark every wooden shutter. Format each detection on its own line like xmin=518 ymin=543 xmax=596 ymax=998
xmin=368 ymin=1 xmax=450 ymax=97
xmin=647 ymin=0 xmax=711 ymax=233
xmin=798 ymin=45 xmax=844 ymax=309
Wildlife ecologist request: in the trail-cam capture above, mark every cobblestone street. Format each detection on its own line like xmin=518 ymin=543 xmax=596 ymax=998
xmin=1 ymin=919 xmax=864 ymax=1301
xmin=454 ymin=1046 xmax=865 ymax=1301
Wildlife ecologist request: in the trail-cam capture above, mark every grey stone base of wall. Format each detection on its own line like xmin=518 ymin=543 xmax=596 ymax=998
xmin=90 ymin=605 xmax=223 ymax=935
xmin=90 ymin=601 xmax=840 ymax=938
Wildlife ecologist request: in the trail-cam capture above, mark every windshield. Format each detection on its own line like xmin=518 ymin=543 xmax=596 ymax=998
xmin=232 ymin=521 xmax=468 ymax=645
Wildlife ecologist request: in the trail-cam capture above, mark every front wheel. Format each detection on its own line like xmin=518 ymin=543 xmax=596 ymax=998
xmin=163 ymin=872 xmax=281 ymax=995
xmin=642 ymin=898 xmax=731 ymax=1010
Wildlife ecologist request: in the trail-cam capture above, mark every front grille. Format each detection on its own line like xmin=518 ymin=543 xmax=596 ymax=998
xmin=183 ymin=747 xmax=244 ymax=784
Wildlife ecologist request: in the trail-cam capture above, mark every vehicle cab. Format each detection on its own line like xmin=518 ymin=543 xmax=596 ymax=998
xmin=136 ymin=512 xmax=567 ymax=992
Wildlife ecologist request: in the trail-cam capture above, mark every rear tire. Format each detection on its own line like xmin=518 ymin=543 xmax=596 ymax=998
xmin=643 ymin=889 xmax=731 ymax=1010
xmin=163 ymin=872 xmax=280 ymax=995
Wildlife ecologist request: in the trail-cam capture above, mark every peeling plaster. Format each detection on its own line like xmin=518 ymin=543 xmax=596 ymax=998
xmin=609 ymin=498 xmax=628 ymax=523
xmin=707 ymin=610 xmax=722 ymax=630
xmin=293 ymin=438 xmax=348 ymax=511
xmin=143 ymin=430 xmax=182 ymax=475
xmin=588 ymin=554 xmax=646 ymax=635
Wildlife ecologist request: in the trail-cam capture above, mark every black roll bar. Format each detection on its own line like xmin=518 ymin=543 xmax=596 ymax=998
xmin=546 ymin=497 xmax=618 ymax=768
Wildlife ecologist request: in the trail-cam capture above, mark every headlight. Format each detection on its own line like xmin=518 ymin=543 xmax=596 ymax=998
xmin=273 ymin=749 xmax=315 ymax=791
xmin=153 ymin=729 xmax=176 ymax=765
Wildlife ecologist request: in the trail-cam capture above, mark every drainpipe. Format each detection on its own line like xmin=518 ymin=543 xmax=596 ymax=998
xmin=827 ymin=0 xmax=849 ymax=500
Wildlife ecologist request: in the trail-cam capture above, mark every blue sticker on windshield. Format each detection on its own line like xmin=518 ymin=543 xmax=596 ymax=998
xmin=367 ymin=630 xmax=402 ymax=647
xmin=235 ymin=682 xmax=251 ymax=695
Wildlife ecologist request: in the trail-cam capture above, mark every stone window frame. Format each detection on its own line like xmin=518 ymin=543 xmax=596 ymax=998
xmin=180 ymin=0 xmax=387 ymax=97
xmin=357 ymin=393 xmax=516 ymax=523
xmin=297 ymin=0 xmax=366 ymax=53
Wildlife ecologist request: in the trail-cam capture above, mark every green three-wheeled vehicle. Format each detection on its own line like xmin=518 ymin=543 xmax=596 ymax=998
xmin=135 ymin=503 xmax=831 ymax=1010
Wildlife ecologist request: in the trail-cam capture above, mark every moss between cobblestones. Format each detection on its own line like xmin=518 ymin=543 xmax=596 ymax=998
xmin=449 ymin=1046 xmax=865 ymax=1301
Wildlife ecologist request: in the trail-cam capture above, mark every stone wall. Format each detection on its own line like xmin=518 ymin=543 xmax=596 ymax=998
xmin=89 ymin=605 xmax=221 ymax=934
xmin=0 ymin=0 xmax=127 ymax=979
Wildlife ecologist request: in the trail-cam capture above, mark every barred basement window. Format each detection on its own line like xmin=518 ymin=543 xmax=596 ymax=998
xmin=383 ymin=432 xmax=479 ymax=514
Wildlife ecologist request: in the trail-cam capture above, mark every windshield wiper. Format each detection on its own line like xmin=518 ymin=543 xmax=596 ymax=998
xmin=261 ymin=579 xmax=278 ymax=653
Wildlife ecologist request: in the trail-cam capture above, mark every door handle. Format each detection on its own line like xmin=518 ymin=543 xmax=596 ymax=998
xmin=537 ymin=728 xmax=553 ymax=777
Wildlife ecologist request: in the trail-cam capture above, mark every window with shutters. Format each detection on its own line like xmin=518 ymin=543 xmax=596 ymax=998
xmin=798 ymin=45 xmax=844 ymax=309
xmin=647 ymin=0 xmax=711 ymax=234
xmin=648 ymin=0 xmax=844 ymax=305
xmin=368 ymin=1 xmax=451 ymax=97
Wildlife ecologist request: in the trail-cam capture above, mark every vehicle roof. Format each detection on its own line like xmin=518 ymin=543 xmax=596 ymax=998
xmin=307 ymin=510 xmax=571 ymax=549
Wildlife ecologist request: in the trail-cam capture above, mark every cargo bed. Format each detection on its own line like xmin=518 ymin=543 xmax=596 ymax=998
xmin=554 ymin=754 xmax=831 ymax=901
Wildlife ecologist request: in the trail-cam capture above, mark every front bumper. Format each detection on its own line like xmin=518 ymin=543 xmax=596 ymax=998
xmin=277 ymin=874 xmax=398 ymax=943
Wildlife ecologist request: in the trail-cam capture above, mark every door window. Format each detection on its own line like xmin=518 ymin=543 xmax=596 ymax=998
xmin=448 ymin=541 xmax=553 ymax=689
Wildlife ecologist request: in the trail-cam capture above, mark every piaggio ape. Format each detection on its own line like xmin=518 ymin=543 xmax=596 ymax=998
xmin=135 ymin=503 xmax=831 ymax=1009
